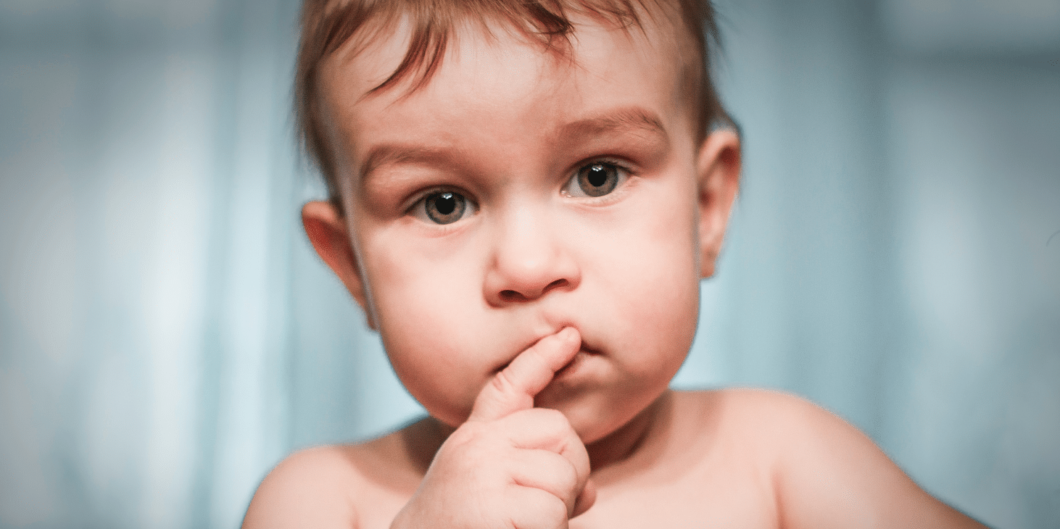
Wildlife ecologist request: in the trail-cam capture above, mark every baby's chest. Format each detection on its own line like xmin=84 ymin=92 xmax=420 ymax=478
xmin=354 ymin=453 xmax=778 ymax=529
xmin=570 ymin=461 xmax=778 ymax=529
xmin=355 ymin=476 xmax=776 ymax=529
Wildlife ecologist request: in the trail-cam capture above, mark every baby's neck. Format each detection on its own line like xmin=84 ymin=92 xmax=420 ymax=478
xmin=585 ymin=391 xmax=671 ymax=471
xmin=403 ymin=391 xmax=673 ymax=476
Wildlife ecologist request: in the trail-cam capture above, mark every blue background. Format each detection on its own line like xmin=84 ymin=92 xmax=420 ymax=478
xmin=1 ymin=0 xmax=1058 ymax=527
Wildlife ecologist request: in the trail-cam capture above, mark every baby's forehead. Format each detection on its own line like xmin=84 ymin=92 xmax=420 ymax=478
xmin=295 ymin=1 xmax=723 ymax=207
xmin=318 ymin=18 xmax=693 ymax=192
xmin=321 ymin=4 xmax=691 ymax=106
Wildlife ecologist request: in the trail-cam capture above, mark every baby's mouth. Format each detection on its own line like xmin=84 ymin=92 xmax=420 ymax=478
xmin=553 ymin=345 xmax=600 ymax=379
xmin=492 ymin=337 xmax=601 ymax=378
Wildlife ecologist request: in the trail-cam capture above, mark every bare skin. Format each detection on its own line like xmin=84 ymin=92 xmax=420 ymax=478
xmin=244 ymin=384 xmax=982 ymax=529
xmin=244 ymin=10 xmax=988 ymax=529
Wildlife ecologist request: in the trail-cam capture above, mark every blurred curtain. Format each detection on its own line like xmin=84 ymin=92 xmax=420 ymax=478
xmin=0 ymin=0 xmax=1057 ymax=528
xmin=684 ymin=3 xmax=1060 ymax=527
xmin=0 ymin=0 xmax=309 ymax=527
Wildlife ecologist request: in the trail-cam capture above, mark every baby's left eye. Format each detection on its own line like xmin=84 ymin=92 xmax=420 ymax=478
xmin=564 ymin=162 xmax=628 ymax=198
xmin=410 ymin=190 xmax=476 ymax=225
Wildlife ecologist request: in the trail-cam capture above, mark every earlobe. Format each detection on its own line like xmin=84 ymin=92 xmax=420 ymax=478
xmin=301 ymin=201 xmax=377 ymax=329
xmin=695 ymin=128 xmax=742 ymax=278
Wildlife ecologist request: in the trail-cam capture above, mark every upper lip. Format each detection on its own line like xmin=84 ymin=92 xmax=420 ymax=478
xmin=492 ymin=325 xmax=600 ymax=374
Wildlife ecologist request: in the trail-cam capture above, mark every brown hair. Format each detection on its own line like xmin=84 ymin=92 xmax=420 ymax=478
xmin=296 ymin=0 xmax=732 ymax=209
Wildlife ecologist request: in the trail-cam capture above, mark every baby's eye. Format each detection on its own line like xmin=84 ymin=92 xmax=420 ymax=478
xmin=411 ymin=190 xmax=475 ymax=225
xmin=564 ymin=161 xmax=628 ymax=198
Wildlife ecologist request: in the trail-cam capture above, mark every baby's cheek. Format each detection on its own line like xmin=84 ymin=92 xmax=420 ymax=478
xmin=375 ymin=295 xmax=481 ymax=424
xmin=621 ymin=244 xmax=700 ymax=373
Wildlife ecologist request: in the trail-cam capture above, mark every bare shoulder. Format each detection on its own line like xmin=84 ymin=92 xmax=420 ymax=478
xmin=242 ymin=425 xmax=423 ymax=529
xmin=686 ymin=387 xmax=875 ymax=441
xmin=675 ymin=389 xmax=987 ymax=529
xmin=672 ymin=388 xmax=852 ymax=448
xmin=241 ymin=444 xmax=363 ymax=529
xmin=674 ymin=387 xmax=822 ymax=423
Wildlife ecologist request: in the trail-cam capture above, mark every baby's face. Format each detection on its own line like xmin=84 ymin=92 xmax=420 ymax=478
xmin=317 ymin=17 xmax=719 ymax=443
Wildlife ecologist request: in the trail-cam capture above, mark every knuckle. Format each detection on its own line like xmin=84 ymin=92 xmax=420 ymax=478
xmin=535 ymin=408 xmax=571 ymax=432
xmin=511 ymin=488 xmax=569 ymax=529
xmin=448 ymin=421 xmax=495 ymax=453
xmin=557 ymin=460 xmax=579 ymax=494
xmin=490 ymin=368 xmax=518 ymax=396
xmin=541 ymin=496 xmax=569 ymax=528
xmin=449 ymin=423 xmax=479 ymax=446
xmin=539 ymin=410 xmax=577 ymax=449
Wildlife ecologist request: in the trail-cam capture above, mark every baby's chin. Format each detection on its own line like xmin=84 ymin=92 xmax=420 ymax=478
xmin=424 ymin=394 xmax=650 ymax=446
xmin=538 ymin=386 xmax=667 ymax=445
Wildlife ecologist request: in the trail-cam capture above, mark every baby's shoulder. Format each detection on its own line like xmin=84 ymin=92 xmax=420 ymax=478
xmin=241 ymin=444 xmax=362 ymax=528
xmin=242 ymin=430 xmax=417 ymax=529
xmin=674 ymin=387 xmax=845 ymax=441
xmin=663 ymin=389 xmax=843 ymax=472
xmin=675 ymin=388 xmax=889 ymax=477
xmin=672 ymin=388 xmax=985 ymax=528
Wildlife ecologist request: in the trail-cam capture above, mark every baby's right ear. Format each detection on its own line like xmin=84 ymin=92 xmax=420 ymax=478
xmin=301 ymin=201 xmax=377 ymax=330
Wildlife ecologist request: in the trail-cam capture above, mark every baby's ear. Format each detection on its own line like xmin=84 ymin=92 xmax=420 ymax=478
xmin=301 ymin=201 xmax=377 ymax=330
xmin=695 ymin=128 xmax=741 ymax=278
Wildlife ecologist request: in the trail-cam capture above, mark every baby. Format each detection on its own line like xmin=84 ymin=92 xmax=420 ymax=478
xmin=244 ymin=1 xmax=987 ymax=527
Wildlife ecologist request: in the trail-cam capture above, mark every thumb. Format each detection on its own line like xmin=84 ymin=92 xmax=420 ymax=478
xmin=469 ymin=327 xmax=581 ymax=422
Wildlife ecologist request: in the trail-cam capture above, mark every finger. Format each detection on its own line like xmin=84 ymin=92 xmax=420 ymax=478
xmin=497 ymin=409 xmax=591 ymax=495
xmin=510 ymin=449 xmax=581 ymax=517
xmin=469 ymin=327 xmax=581 ymax=422
xmin=507 ymin=486 xmax=570 ymax=529
xmin=571 ymin=477 xmax=596 ymax=518
xmin=496 ymin=408 xmax=581 ymax=450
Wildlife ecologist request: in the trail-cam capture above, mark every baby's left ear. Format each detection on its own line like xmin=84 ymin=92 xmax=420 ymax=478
xmin=695 ymin=128 xmax=742 ymax=278
xmin=302 ymin=200 xmax=377 ymax=330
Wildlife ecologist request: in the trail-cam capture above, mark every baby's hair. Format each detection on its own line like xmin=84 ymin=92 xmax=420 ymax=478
xmin=295 ymin=0 xmax=733 ymax=212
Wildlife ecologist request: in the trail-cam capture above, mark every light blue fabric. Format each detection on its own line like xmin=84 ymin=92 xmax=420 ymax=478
xmin=0 ymin=0 xmax=1057 ymax=527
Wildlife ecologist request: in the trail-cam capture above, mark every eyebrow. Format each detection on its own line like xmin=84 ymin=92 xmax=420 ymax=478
xmin=556 ymin=107 xmax=669 ymax=145
xmin=357 ymin=106 xmax=669 ymax=185
xmin=359 ymin=144 xmax=462 ymax=187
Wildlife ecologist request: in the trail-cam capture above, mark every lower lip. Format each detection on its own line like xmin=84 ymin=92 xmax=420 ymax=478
xmin=553 ymin=349 xmax=594 ymax=380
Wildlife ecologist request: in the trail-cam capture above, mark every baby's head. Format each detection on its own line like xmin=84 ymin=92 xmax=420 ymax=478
xmin=298 ymin=0 xmax=742 ymax=443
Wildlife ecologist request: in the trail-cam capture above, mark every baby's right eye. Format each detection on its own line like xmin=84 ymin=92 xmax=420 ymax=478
xmin=410 ymin=190 xmax=476 ymax=225
xmin=564 ymin=161 xmax=629 ymax=198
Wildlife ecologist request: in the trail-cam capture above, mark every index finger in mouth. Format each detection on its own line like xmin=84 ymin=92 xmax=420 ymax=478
xmin=468 ymin=327 xmax=581 ymax=422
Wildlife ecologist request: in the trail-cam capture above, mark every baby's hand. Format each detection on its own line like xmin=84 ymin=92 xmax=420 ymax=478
xmin=390 ymin=327 xmax=596 ymax=529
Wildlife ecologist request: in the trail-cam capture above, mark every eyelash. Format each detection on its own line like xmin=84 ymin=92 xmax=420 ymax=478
xmin=404 ymin=186 xmax=475 ymax=224
xmin=404 ymin=157 xmax=635 ymax=223
xmin=563 ymin=157 xmax=634 ymax=199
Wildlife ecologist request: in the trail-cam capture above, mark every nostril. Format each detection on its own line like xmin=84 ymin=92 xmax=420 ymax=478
xmin=498 ymin=278 xmax=569 ymax=303
xmin=500 ymin=290 xmax=526 ymax=302
xmin=543 ymin=278 xmax=568 ymax=294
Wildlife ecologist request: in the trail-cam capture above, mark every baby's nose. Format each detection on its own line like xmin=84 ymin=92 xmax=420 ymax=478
xmin=482 ymin=209 xmax=580 ymax=306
